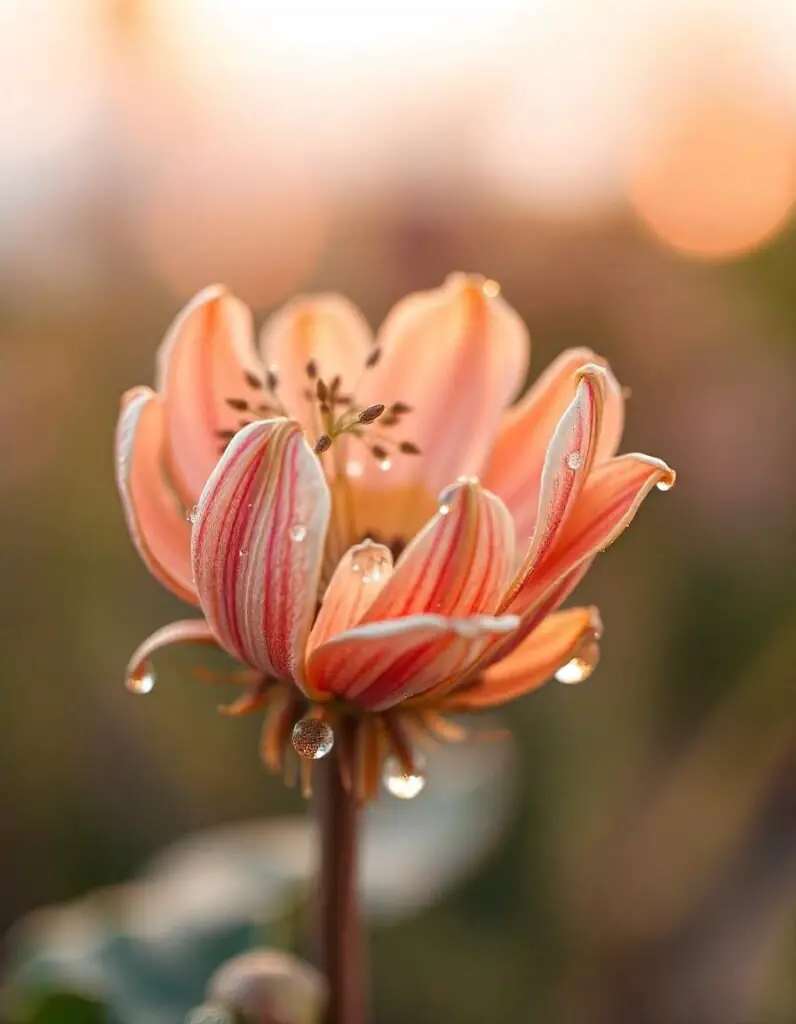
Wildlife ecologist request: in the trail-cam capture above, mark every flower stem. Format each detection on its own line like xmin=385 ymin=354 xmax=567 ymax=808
xmin=316 ymin=746 xmax=366 ymax=1024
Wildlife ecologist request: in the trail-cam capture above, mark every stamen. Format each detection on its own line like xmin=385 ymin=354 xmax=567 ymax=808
xmin=399 ymin=441 xmax=421 ymax=455
xmin=358 ymin=404 xmax=385 ymax=425
xmin=370 ymin=444 xmax=389 ymax=462
xmin=225 ymin=397 xmax=250 ymax=411
xmin=306 ymin=359 xmax=318 ymax=380
xmin=243 ymin=370 xmax=263 ymax=389
xmin=266 ymin=368 xmax=279 ymax=391
xmin=314 ymin=434 xmax=332 ymax=454
xmin=365 ymin=347 xmax=382 ymax=369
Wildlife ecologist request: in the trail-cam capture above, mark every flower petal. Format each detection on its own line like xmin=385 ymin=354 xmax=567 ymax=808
xmin=259 ymin=294 xmax=373 ymax=434
xmin=446 ymin=606 xmax=602 ymax=709
xmin=115 ymin=387 xmax=197 ymax=605
xmin=356 ymin=273 xmax=530 ymax=495
xmin=482 ymin=349 xmax=624 ymax=543
xmin=125 ymin=619 xmax=218 ymax=691
xmin=191 ymin=418 xmax=330 ymax=685
xmin=156 ymin=285 xmax=261 ymax=505
xmin=307 ymin=541 xmax=394 ymax=653
xmin=505 ymin=453 xmax=676 ymax=620
xmin=359 ymin=479 xmax=515 ymax=622
xmin=307 ymin=614 xmax=519 ymax=711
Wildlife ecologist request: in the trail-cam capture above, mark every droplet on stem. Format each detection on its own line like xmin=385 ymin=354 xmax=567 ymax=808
xmin=554 ymin=640 xmax=600 ymax=684
xmin=292 ymin=719 xmax=334 ymax=760
xmin=383 ymin=753 xmax=427 ymax=799
xmin=127 ymin=663 xmax=155 ymax=695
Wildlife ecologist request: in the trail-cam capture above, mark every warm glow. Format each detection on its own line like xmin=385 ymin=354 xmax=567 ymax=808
xmin=630 ymin=93 xmax=796 ymax=260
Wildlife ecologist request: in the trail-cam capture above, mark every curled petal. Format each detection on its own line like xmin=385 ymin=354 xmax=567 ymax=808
xmin=307 ymin=614 xmax=519 ymax=710
xmin=500 ymin=365 xmax=605 ymax=611
xmin=191 ymin=419 xmax=330 ymax=685
xmin=156 ymin=286 xmax=261 ymax=505
xmin=125 ymin=619 xmax=218 ymax=691
xmin=482 ymin=349 xmax=624 ymax=543
xmin=506 ymin=453 xmax=676 ymax=619
xmin=361 ymin=479 xmax=515 ymax=622
xmin=308 ymin=541 xmax=394 ymax=653
xmin=356 ymin=273 xmax=530 ymax=496
xmin=115 ymin=387 xmax=197 ymax=605
xmin=447 ymin=606 xmax=603 ymax=709
xmin=259 ymin=295 xmax=373 ymax=433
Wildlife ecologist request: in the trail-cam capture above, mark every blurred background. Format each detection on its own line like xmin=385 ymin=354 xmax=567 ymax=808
xmin=1 ymin=0 xmax=795 ymax=1021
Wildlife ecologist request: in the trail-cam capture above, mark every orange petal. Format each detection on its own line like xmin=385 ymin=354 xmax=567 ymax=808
xmin=506 ymin=453 xmax=676 ymax=620
xmin=259 ymin=294 xmax=373 ymax=435
xmin=191 ymin=418 xmax=330 ymax=685
xmin=499 ymin=365 xmax=606 ymax=613
xmin=448 ymin=606 xmax=602 ymax=709
xmin=125 ymin=619 xmax=218 ymax=691
xmin=482 ymin=349 xmax=624 ymax=544
xmin=307 ymin=613 xmax=519 ymax=710
xmin=115 ymin=387 xmax=198 ymax=605
xmin=307 ymin=541 xmax=394 ymax=653
xmin=156 ymin=285 xmax=261 ymax=505
xmin=360 ymin=478 xmax=515 ymax=622
xmin=355 ymin=274 xmax=530 ymax=497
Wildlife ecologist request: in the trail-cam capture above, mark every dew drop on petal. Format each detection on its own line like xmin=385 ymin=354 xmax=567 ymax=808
xmin=656 ymin=477 xmax=674 ymax=492
xmin=292 ymin=719 xmax=334 ymax=760
xmin=383 ymin=753 xmax=427 ymax=799
xmin=554 ymin=640 xmax=600 ymax=684
xmin=289 ymin=524 xmax=307 ymax=542
xmin=482 ymin=278 xmax=501 ymax=298
xmin=238 ymin=548 xmax=247 ymax=558
xmin=346 ymin=459 xmax=365 ymax=478
xmin=439 ymin=504 xmax=450 ymax=516
xmin=127 ymin=663 xmax=155 ymax=695
xmin=378 ymin=458 xmax=392 ymax=472
xmin=566 ymin=451 xmax=583 ymax=470
xmin=186 ymin=505 xmax=199 ymax=524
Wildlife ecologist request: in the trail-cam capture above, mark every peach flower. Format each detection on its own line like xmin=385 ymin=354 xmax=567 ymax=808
xmin=116 ymin=275 xmax=674 ymax=799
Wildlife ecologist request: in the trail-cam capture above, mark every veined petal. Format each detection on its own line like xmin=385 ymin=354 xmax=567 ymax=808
xmin=307 ymin=614 xmax=519 ymax=711
xmin=355 ymin=273 xmax=530 ymax=496
xmin=360 ymin=479 xmax=515 ymax=622
xmin=191 ymin=418 xmax=330 ymax=685
xmin=482 ymin=349 xmax=624 ymax=543
xmin=259 ymin=294 xmax=373 ymax=434
xmin=500 ymin=365 xmax=605 ymax=610
xmin=115 ymin=387 xmax=197 ymax=605
xmin=156 ymin=285 xmax=261 ymax=505
xmin=505 ymin=453 xmax=676 ymax=619
xmin=447 ymin=606 xmax=602 ymax=709
xmin=125 ymin=619 xmax=218 ymax=692
xmin=307 ymin=541 xmax=394 ymax=653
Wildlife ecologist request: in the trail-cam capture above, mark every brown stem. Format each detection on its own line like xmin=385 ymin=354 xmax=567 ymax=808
xmin=316 ymin=746 xmax=366 ymax=1024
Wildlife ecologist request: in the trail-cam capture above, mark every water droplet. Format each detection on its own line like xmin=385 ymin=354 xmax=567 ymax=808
xmin=292 ymin=719 xmax=334 ymax=760
xmin=554 ymin=640 xmax=600 ymax=684
xmin=566 ymin=451 xmax=583 ymax=470
xmin=186 ymin=505 xmax=199 ymax=524
xmin=127 ymin=663 xmax=155 ymax=695
xmin=439 ymin=504 xmax=450 ymax=516
xmin=482 ymin=278 xmax=501 ymax=298
xmin=238 ymin=548 xmax=247 ymax=558
xmin=378 ymin=458 xmax=392 ymax=472
xmin=346 ymin=459 xmax=365 ymax=478
xmin=383 ymin=753 xmax=427 ymax=799
xmin=289 ymin=524 xmax=307 ymax=542
xmin=656 ymin=477 xmax=673 ymax=492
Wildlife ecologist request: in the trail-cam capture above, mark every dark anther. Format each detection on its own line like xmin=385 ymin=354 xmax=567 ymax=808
xmin=314 ymin=434 xmax=332 ymax=454
xmin=316 ymin=379 xmax=329 ymax=402
xmin=266 ymin=369 xmax=279 ymax=391
xmin=391 ymin=401 xmax=413 ymax=414
xmin=399 ymin=441 xmax=421 ymax=455
xmin=365 ymin=347 xmax=382 ymax=368
xmin=306 ymin=359 xmax=318 ymax=379
xmin=243 ymin=370 xmax=263 ymax=389
xmin=380 ymin=411 xmax=399 ymax=427
xmin=215 ymin=428 xmax=236 ymax=439
xmin=225 ymin=397 xmax=249 ymax=411
xmin=256 ymin=403 xmax=277 ymax=415
xmin=370 ymin=444 xmax=389 ymax=461
xmin=359 ymin=403 xmax=385 ymax=425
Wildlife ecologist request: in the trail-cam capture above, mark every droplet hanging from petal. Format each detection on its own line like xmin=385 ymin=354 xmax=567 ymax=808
xmin=382 ymin=752 xmax=427 ymax=799
xmin=554 ymin=640 xmax=600 ymax=684
xmin=292 ymin=718 xmax=335 ymax=760
xmin=127 ymin=662 xmax=156 ymax=694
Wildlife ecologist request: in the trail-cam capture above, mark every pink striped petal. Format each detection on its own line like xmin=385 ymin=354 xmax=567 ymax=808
xmin=308 ymin=541 xmax=394 ymax=653
xmin=125 ymin=619 xmax=218 ymax=692
xmin=115 ymin=387 xmax=197 ymax=605
xmin=500 ymin=365 xmax=606 ymax=612
xmin=307 ymin=614 xmax=519 ymax=710
xmin=505 ymin=453 xmax=676 ymax=620
xmin=259 ymin=295 xmax=373 ymax=434
xmin=482 ymin=349 xmax=624 ymax=543
xmin=156 ymin=286 xmax=261 ymax=505
xmin=448 ymin=606 xmax=602 ymax=709
xmin=355 ymin=274 xmax=530 ymax=497
xmin=191 ymin=418 xmax=330 ymax=685
xmin=360 ymin=479 xmax=515 ymax=623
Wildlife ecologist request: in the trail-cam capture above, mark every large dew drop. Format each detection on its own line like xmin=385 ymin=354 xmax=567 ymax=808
xmin=383 ymin=754 xmax=426 ymax=800
xmin=554 ymin=640 xmax=600 ymax=684
xmin=656 ymin=478 xmax=674 ymax=492
xmin=127 ymin=663 xmax=155 ymax=695
xmin=292 ymin=719 xmax=334 ymax=760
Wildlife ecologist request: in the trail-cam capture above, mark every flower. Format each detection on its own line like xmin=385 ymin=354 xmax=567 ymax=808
xmin=116 ymin=275 xmax=675 ymax=800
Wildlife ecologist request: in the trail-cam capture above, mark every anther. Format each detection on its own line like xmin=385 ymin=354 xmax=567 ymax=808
xmin=225 ymin=397 xmax=249 ymax=411
xmin=306 ymin=359 xmax=318 ymax=380
xmin=399 ymin=441 xmax=421 ymax=455
xmin=365 ymin=347 xmax=382 ymax=369
xmin=314 ymin=435 xmax=332 ymax=454
xmin=359 ymin=404 xmax=385 ymax=425
xmin=370 ymin=444 xmax=389 ymax=461
xmin=243 ymin=370 xmax=263 ymax=390
xmin=316 ymin=379 xmax=329 ymax=402
xmin=215 ymin=428 xmax=236 ymax=439
xmin=266 ymin=369 xmax=279 ymax=391
xmin=391 ymin=401 xmax=413 ymax=414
